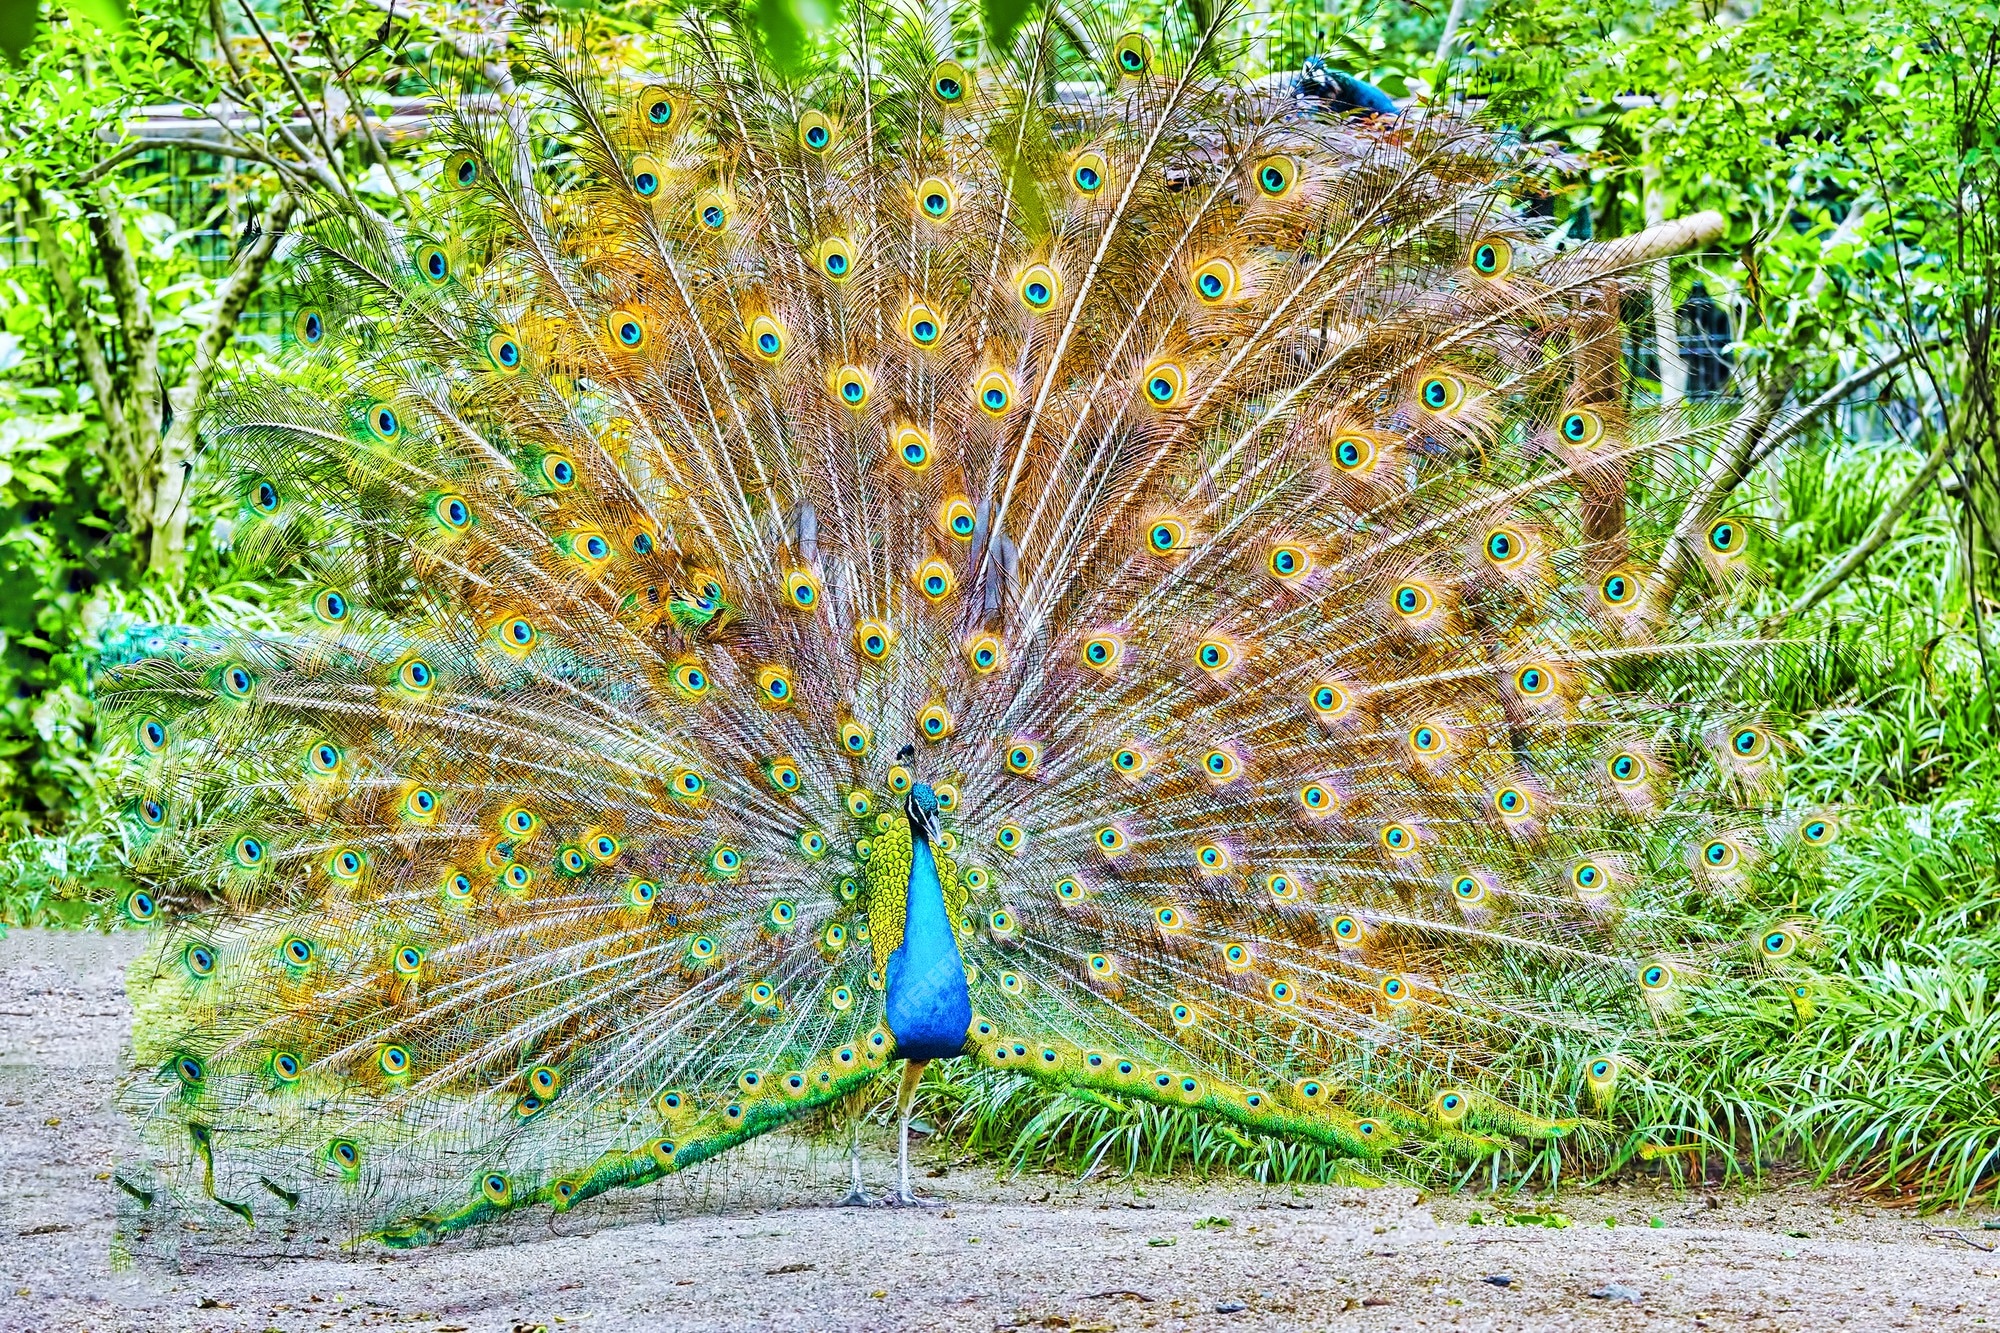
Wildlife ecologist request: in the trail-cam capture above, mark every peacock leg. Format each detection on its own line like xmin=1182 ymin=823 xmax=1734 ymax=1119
xmin=838 ymin=1094 xmax=871 ymax=1207
xmin=888 ymin=1058 xmax=940 ymax=1207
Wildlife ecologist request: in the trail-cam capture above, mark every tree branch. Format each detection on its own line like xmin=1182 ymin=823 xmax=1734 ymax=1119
xmin=1662 ymin=346 xmax=1925 ymax=598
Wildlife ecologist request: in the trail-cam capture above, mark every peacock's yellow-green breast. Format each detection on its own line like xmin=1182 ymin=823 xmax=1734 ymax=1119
xmin=859 ymin=812 xmax=964 ymax=975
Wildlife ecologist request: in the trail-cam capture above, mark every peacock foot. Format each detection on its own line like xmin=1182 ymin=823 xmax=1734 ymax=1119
xmin=837 ymin=1188 xmax=876 ymax=1207
xmin=884 ymin=1189 xmax=944 ymax=1208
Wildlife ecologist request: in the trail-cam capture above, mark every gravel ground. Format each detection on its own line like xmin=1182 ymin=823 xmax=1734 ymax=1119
xmin=4 ymin=927 xmax=1999 ymax=1332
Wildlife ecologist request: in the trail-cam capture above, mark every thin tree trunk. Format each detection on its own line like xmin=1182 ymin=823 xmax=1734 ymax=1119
xmin=27 ymin=185 xmax=150 ymax=553
xmin=1435 ymin=0 xmax=1473 ymax=63
xmin=150 ymin=190 xmax=299 ymax=577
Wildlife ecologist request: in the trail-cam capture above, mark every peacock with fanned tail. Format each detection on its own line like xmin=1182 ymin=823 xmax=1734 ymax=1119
xmin=103 ymin=6 xmax=1836 ymax=1243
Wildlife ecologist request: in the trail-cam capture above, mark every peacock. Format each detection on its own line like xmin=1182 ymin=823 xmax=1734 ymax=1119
xmin=102 ymin=5 xmax=1830 ymax=1245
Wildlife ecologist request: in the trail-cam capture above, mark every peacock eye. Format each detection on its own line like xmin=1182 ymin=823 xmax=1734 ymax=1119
xmin=1141 ymin=359 xmax=1185 ymax=408
xmin=975 ymin=368 xmax=1015 ymax=416
xmin=1391 ymin=581 xmax=1437 ymax=622
xmin=798 ymin=109 xmax=833 ymax=150
xmin=1267 ymin=544 xmax=1310 ymax=581
xmin=296 ymin=308 xmax=325 ymax=345
xmin=1408 ymin=723 xmax=1446 ymax=756
xmin=608 ymin=308 xmax=648 ymax=349
xmin=1418 ymin=373 xmax=1465 ymax=413
xmin=1191 ymin=257 xmax=1238 ymax=304
xmin=250 ymin=478 xmax=280 ymax=514
xmin=1560 ymin=409 xmax=1605 ymax=446
xmin=1255 ymin=156 xmax=1295 ymax=197
xmin=1483 ymin=525 xmax=1530 ymax=570
xmin=938 ymin=496 xmax=977 ymax=541
xmin=1309 ymin=682 xmax=1350 ymax=720
xmin=1708 ymin=517 xmax=1744 ymax=553
xmin=1514 ymin=663 xmax=1555 ymax=698
xmin=1144 ymin=516 xmax=1189 ymax=555
xmin=1471 ymin=237 xmax=1513 ymax=277
xmin=930 ymin=60 xmax=969 ymax=104
xmin=1599 ymin=569 xmax=1640 ymax=607
xmin=1113 ymin=31 xmax=1152 ymax=74
xmin=1071 ymin=151 xmax=1108 ymax=196
xmin=1017 ymin=262 xmax=1060 ymax=310
xmin=1332 ymin=434 xmax=1377 ymax=473
xmin=916 ymin=176 xmax=955 ymax=222
xmin=966 ymin=634 xmax=1004 ymax=673
xmin=748 ymin=315 xmax=787 ymax=361
xmin=1082 ymin=634 xmax=1124 ymax=672
xmin=1195 ymin=637 xmax=1235 ymax=673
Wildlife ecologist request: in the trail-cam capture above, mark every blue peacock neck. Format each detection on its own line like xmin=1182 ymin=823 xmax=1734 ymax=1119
xmin=882 ymin=818 xmax=973 ymax=1062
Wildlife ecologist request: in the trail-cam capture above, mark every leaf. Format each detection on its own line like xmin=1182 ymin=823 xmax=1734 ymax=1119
xmin=748 ymin=0 xmax=810 ymax=78
xmin=60 ymin=0 xmax=124 ymax=30
xmin=982 ymin=0 xmax=1033 ymax=52
xmin=0 ymin=0 xmax=39 ymax=64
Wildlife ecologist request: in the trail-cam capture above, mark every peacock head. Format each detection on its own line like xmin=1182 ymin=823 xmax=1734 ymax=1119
xmin=900 ymin=744 xmax=944 ymax=844
xmin=906 ymin=783 xmax=942 ymax=844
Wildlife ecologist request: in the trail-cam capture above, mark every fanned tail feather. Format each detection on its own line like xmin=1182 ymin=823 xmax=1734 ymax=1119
xmin=104 ymin=6 xmax=1827 ymax=1241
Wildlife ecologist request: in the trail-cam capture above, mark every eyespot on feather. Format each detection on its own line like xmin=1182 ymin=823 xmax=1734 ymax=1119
xmin=1112 ymin=31 xmax=1154 ymax=75
xmin=1070 ymin=151 xmax=1108 ymax=196
xmin=914 ymin=176 xmax=956 ymax=222
xmin=1017 ymin=263 xmax=1061 ymax=311
xmin=797 ymin=109 xmax=835 ymax=152
xmin=930 ymin=60 xmax=971 ymax=105
xmin=1470 ymin=237 xmax=1513 ymax=278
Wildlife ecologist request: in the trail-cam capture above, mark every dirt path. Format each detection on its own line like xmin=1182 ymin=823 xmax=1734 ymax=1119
xmin=3 ymin=927 xmax=1997 ymax=1332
